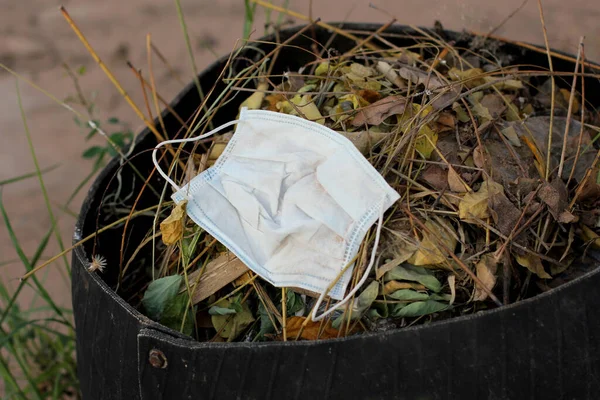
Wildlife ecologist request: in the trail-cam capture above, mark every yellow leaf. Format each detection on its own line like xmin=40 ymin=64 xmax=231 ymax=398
xmin=473 ymin=254 xmax=498 ymax=301
xmin=408 ymin=219 xmax=457 ymax=266
xmin=285 ymin=316 xmax=341 ymax=340
xmin=458 ymin=180 xmax=504 ymax=223
xmin=315 ymin=62 xmax=330 ymax=76
xmin=452 ymin=102 xmax=470 ymax=123
xmin=160 ymin=201 xmax=187 ymax=245
xmin=484 ymin=77 xmax=524 ymax=90
xmin=414 ymin=124 xmax=438 ymax=159
xmin=515 ymin=253 xmax=551 ymax=279
xmin=580 ymin=224 xmax=600 ymax=249
xmin=383 ymin=281 xmax=426 ymax=295
xmin=448 ymin=67 xmax=486 ymax=88
xmin=240 ymin=81 xmax=268 ymax=110
xmin=292 ymin=94 xmax=325 ymax=124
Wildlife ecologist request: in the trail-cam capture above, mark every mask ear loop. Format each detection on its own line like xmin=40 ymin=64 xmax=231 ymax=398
xmin=311 ymin=199 xmax=385 ymax=322
xmin=151 ymin=119 xmax=241 ymax=193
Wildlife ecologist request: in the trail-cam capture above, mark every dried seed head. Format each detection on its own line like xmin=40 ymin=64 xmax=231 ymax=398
xmin=87 ymin=254 xmax=107 ymax=273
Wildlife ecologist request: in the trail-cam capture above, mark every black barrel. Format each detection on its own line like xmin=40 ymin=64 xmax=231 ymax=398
xmin=72 ymin=23 xmax=600 ymax=400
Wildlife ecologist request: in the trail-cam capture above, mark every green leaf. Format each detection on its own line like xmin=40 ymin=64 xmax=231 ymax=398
xmin=333 ymin=281 xmax=379 ymax=329
xmin=107 ymin=117 xmax=120 ymax=124
xmin=394 ymin=300 xmax=449 ymax=318
xmin=208 ymin=305 xmax=237 ymax=316
xmin=82 ymin=146 xmax=105 ymax=159
xmin=160 ymin=294 xmax=195 ymax=336
xmin=141 ymin=275 xmax=183 ymax=320
xmin=285 ymin=290 xmax=304 ymax=316
xmin=387 ymin=289 xmax=430 ymax=301
xmin=77 ymin=65 xmax=86 ymax=75
xmin=384 ymin=265 xmax=442 ymax=292
xmin=257 ymin=301 xmax=274 ymax=339
xmin=211 ymin=299 xmax=255 ymax=340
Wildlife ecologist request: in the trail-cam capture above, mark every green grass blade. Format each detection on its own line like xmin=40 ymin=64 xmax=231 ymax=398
xmin=173 ymin=0 xmax=208 ymax=119
xmin=0 ymin=226 xmax=53 ymax=326
xmin=16 ymin=80 xmax=71 ymax=278
xmin=0 ymin=164 xmax=60 ymax=186
xmin=243 ymin=0 xmax=258 ymax=40
xmin=0 ymin=354 xmax=28 ymax=400
xmin=0 ymin=192 xmax=73 ymax=329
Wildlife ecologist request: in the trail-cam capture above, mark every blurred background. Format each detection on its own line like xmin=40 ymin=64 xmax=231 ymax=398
xmin=1 ymin=0 xmax=598 ymax=312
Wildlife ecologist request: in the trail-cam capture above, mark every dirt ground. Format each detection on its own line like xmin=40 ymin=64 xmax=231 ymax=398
xmin=1 ymin=0 xmax=598 ymax=315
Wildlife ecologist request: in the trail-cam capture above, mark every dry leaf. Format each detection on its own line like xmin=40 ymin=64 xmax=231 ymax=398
xmin=501 ymin=126 xmax=521 ymax=147
xmin=421 ymin=165 xmax=449 ymax=191
xmin=188 ymin=254 xmax=250 ymax=304
xmin=458 ymin=180 xmax=504 ymax=223
xmin=376 ymin=61 xmax=406 ymax=88
xmin=383 ymin=281 xmax=426 ymax=295
xmin=337 ymin=130 xmax=391 ymax=154
xmin=240 ymin=81 xmax=268 ymax=110
xmin=160 ymin=201 xmax=187 ymax=245
xmin=285 ymin=316 xmax=340 ymax=340
xmin=376 ymin=254 xmax=414 ymax=280
xmin=448 ymin=67 xmax=486 ymax=88
xmin=414 ymin=124 xmax=438 ymax=159
xmin=448 ymin=275 xmax=456 ymax=305
xmin=408 ymin=219 xmax=457 ymax=266
xmin=489 ymin=191 xmax=522 ymax=237
xmin=580 ymin=224 xmax=600 ymax=249
xmin=537 ymin=180 xmax=576 ymax=223
xmin=515 ymin=253 xmax=551 ymax=279
xmin=448 ymin=167 xmax=469 ymax=193
xmin=473 ymin=254 xmax=498 ymax=301
xmin=351 ymin=95 xmax=407 ymax=126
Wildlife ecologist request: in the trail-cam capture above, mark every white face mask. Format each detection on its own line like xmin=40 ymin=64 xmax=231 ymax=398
xmin=153 ymin=108 xmax=399 ymax=321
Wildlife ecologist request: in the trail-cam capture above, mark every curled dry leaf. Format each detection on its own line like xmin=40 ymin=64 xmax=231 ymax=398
xmin=160 ymin=201 xmax=187 ymax=245
xmin=473 ymin=254 xmax=498 ymax=301
xmin=351 ymin=95 xmax=407 ymax=126
xmin=376 ymin=61 xmax=406 ymax=88
xmin=240 ymin=81 xmax=268 ymax=110
xmin=285 ymin=316 xmax=341 ymax=340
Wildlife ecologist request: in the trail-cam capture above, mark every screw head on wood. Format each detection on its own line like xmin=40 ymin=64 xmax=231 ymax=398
xmin=148 ymin=349 xmax=168 ymax=369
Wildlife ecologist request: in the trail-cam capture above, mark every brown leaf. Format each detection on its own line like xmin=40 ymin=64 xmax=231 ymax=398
xmin=285 ymin=316 xmax=340 ymax=340
xmin=489 ymin=191 xmax=522 ymax=237
xmin=398 ymin=67 xmax=459 ymax=110
xmin=421 ymin=165 xmax=449 ymax=191
xmin=436 ymin=112 xmax=456 ymax=131
xmin=473 ymin=254 xmax=498 ymax=301
xmin=351 ymin=95 xmax=407 ymax=126
xmin=337 ymin=130 xmax=391 ymax=154
xmin=188 ymin=253 xmax=250 ymax=304
xmin=160 ymin=201 xmax=187 ymax=245
xmin=357 ymin=89 xmax=382 ymax=103
xmin=538 ymin=180 xmax=573 ymax=223
xmin=376 ymin=61 xmax=406 ymax=89
xmin=505 ymin=117 xmax=594 ymax=182
xmin=479 ymin=94 xmax=506 ymax=119
xmin=515 ymin=253 xmax=551 ymax=279
xmin=448 ymin=167 xmax=469 ymax=193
